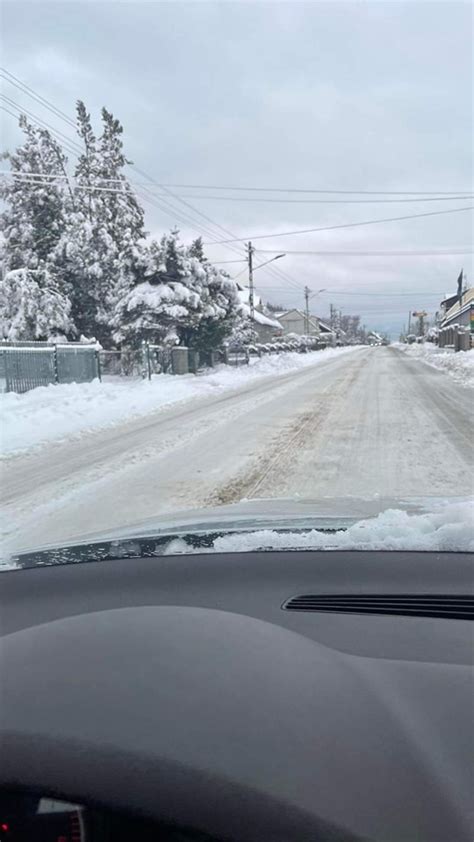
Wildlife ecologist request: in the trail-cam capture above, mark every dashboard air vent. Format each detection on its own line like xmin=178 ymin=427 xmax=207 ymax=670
xmin=282 ymin=594 xmax=474 ymax=621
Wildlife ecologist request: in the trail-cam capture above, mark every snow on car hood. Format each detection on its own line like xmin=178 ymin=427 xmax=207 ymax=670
xmin=2 ymin=496 xmax=473 ymax=570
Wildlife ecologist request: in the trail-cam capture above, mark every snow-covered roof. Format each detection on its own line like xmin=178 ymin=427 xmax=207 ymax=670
xmin=317 ymin=319 xmax=333 ymax=334
xmin=236 ymin=286 xmax=263 ymax=310
xmin=442 ymin=287 xmax=474 ymax=324
xmin=239 ymin=302 xmax=282 ymax=328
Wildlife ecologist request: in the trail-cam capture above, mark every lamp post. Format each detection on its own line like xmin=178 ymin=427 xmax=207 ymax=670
xmin=247 ymin=243 xmax=285 ymax=318
xmin=304 ymin=287 xmax=326 ymax=335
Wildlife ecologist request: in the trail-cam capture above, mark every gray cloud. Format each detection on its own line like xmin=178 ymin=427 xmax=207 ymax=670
xmin=2 ymin=0 xmax=472 ymax=335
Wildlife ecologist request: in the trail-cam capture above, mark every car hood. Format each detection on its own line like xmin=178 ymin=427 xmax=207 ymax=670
xmin=4 ymin=495 xmax=472 ymax=569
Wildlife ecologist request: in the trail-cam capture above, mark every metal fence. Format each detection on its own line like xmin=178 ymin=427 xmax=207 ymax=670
xmin=0 ymin=336 xmax=326 ymax=392
xmin=0 ymin=344 xmax=100 ymax=393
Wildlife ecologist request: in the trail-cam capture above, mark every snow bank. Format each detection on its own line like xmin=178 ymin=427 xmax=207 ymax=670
xmin=0 ymin=346 xmax=360 ymax=457
xmin=208 ymin=499 xmax=474 ymax=554
xmin=395 ymin=343 xmax=474 ymax=387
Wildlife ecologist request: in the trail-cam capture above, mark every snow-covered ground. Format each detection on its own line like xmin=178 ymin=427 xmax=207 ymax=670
xmin=394 ymin=342 xmax=474 ymax=387
xmin=1 ymin=347 xmax=472 ymax=557
xmin=208 ymin=499 xmax=474 ymax=554
xmin=0 ymin=347 xmax=359 ymax=457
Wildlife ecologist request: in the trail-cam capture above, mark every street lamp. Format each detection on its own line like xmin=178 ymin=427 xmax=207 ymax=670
xmin=252 ymin=253 xmax=286 ymax=273
xmin=247 ymin=245 xmax=286 ymax=318
xmin=304 ymin=287 xmax=326 ymax=334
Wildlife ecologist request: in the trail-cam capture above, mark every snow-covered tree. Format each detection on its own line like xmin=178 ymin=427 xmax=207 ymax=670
xmin=53 ymin=102 xmax=145 ymax=345
xmin=113 ymin=230 xmax=238 ymax=351
xmin=51 ymin=102 xmax=103 ymax=338
xmin=96 ymin=107 xmax=145 ymax=317
xmin=183 ymin=238 xmax=238 ymax=352
xmin=113 ymin=230 xmax=203 ymax=348
xmin=227 ymin=315 xmax=258 ymax=347
xmin=0 ymin=116 xmax=68 ymax=273
xmin=0 ymin=268 xmax=73 ymax=341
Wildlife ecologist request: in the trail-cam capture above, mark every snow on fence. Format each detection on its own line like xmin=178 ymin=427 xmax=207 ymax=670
xmin=0 ymin=343 xmax=100 ymax=394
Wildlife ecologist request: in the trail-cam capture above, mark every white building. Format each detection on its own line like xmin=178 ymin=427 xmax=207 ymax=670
xmin=275 ymin=309 xmax=335 ymax=344
xmin=236 ymin=285 xmax=283 ymax=342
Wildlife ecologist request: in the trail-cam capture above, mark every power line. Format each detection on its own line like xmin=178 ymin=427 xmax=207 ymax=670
xmin=97 ymin=180 xmax=473 ymax=196
xmin=140 ymin=193 xmax=474 ymax=205
xmin=1 ymin=105 xmax=246 ymax=248
xmin=207 ymin=206 xmax=474 ymax=244
xmin=0 ymin=90 xmax=243 ymax=250
xmin=4 ymin=171 xmax=472 ymax=205
xmin=0 ymin=67 xmax=77 ymax=128
xmin=1 ymin=68 xmax=471 ymax=310
xmin=0 ymin=95 xmax=82 ymax=153
xmin=252 ymin=247 xmax=474 ymax=257
xmin=319 ymin=290 xmax=449 ymax=297
xmin=0 ymin=72 xmax=334 ymax=299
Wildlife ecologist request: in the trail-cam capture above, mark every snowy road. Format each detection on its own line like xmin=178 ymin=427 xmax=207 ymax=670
xmin=1 ymin=346 xmax=473 ymax=552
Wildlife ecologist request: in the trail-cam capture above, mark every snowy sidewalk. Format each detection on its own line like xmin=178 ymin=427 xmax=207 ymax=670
xmin=1 ymin=346 xmax=360 ymax=457
xmin=394 ymin=342 xmax=474 ymax=387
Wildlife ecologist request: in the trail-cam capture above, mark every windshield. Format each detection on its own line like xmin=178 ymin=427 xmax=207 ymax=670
xmin=0 ymin=1 xmax=473 ymax=563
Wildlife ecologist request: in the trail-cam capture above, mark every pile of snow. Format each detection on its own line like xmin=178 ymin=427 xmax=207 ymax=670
xmin=0 ymin=346 xmax=360 ymax=457
xmin=208 ymin=499 xmax=474 ymax=554
xmin=395 ymin=343 xmax=474 ymax=387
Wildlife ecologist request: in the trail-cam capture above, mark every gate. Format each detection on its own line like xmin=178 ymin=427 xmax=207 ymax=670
xmin=0 ymin=343 xmax=100 ymax=393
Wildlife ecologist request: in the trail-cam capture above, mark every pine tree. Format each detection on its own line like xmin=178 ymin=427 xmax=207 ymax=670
xmin=113 ymin=231 xmax=238 ymax=352
xmin=188 ymin=236 xmax=205 ymax=261
xmin=0 ymin=268 xmax=73 ymax=341
xmin=53 ymin=102 xmax=145 ymax=344
xmin=186 ymin=258 xmax=239 ymax=353
xmin=113 ymin=229 xmax=201 ymax=348
xmin=96 ymin=108 xmax=145 ymax=319
xmin=0 ymin=116 xmax=68 ymax=273
xmin=52 ymin=102 xmax=103 ymax=339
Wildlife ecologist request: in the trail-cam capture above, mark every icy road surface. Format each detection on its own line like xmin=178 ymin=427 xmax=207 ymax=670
xmin=1 ymin=346 xmax=473 ymax=552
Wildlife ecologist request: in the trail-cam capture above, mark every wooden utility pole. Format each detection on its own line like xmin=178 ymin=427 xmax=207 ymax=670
xmin=247 ymin=242 xmax=255 ymax=319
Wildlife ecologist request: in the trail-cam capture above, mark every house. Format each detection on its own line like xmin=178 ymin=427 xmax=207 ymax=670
xmin=438 ymin=287 xmax=474 ymax=350
xmin=276 ymin=309 xmax=336 ymax=345
xmin=275 ymin=308 xmax=319 ymax=337
xmin=435 ymin=292 xmax=460 ymax=327
xmin=236 ymin=285 xmax=283 ymax=342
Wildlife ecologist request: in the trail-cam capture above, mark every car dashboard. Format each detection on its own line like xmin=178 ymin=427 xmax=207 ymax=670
xmin=1 ymin=548 xmax=473 ymax=842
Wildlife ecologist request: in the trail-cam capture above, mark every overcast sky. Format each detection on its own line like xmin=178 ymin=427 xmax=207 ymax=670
xmin=2 ymin=0 xmax=473 ymax=336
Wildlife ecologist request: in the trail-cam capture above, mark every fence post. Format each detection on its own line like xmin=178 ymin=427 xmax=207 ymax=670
xmin=141 ymin=341 xmax=152 ymax=380
xmin=95 ymin=349 xmax=102 ymax=382
xmin=53 ymin=344 xmax=59 ymax=384
xmin=171 ymin=346 xmax=189 ymax=375
xmin=3 ymin=351 xmax=12 ymax=393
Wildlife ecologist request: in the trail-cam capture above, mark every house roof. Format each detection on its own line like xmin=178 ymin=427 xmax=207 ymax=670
xmin=277 ymin=309 xmax=322 ymax=331
xmin=235 ymin=284 xmax=282 ymax=328
xmin=441 ymin=287 xmax=474 ymax=325
xmin=317 ymin=320 xmax=333 ymax=334
xmin=439 ymin=293 xmax=459 ymax=308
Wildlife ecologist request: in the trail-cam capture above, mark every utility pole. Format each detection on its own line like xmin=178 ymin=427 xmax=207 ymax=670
xmin=247 ymin=241 xmax=255 ymax=319
xmin=304 ymin=286 xmax=310 ymax=334
xmin=408 ymin=311 xmax=412 ymax=334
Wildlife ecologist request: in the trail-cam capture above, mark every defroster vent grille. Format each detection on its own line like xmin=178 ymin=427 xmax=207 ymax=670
xmin=281 ymin=594 xmax=474 ymax=621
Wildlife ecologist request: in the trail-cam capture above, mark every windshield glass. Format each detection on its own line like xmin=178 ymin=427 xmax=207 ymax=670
xmin=0 ymin=1 xmax=472 ymax=564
